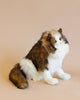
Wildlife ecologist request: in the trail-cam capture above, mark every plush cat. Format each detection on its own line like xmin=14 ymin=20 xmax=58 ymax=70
xmin=9 ymin=28 xmax=71 ymax=89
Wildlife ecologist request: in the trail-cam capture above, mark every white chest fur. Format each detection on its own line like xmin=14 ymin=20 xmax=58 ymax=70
xmin=47 ymin=54 xmax=63 ymax=75
xmin=47 ymin=44 xmax=69 ymax=75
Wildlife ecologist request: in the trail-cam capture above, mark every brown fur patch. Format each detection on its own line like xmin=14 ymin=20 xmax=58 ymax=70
xmin=26 ymin=41 xmax=48 ymax=71
xmin=41 ymin=33 xmax=56 ymax=53
xmin=26 ymin=33 xmax=56 ymax=71
xmin=9 ymin=63 xmax=28 ymax=89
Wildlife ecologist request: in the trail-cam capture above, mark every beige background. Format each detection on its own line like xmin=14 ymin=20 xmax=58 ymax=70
xmin=0 ymin=0 xmax=80 ymax=100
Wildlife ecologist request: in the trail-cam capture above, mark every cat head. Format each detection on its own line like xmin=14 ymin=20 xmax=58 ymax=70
xmin=41 ymin=28 xmax=69 ymax=54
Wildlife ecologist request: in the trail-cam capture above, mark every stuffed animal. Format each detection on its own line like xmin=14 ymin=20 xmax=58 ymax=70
xmin=9 ymin=28 xmax=71 ymax=89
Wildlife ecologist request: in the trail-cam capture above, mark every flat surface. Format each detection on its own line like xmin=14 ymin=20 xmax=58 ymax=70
xmin=0 ymin=66 xmax=80 ymax=100
xmin=0 ymin=0 xmax=80 ymax=100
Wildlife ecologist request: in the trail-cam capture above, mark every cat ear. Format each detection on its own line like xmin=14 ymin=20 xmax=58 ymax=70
xmin=46 ymin=33 xmax=52 ymax=41
xmin=58 ymin=28 xmax=62 ymax=33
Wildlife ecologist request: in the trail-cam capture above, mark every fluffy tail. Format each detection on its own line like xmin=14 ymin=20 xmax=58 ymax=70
xmin=9 ymin=63 xmax=29 ymax=89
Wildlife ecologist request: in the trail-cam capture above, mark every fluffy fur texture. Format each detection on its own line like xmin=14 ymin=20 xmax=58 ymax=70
xmin=9 ymin=28 xmax=71 ymax=89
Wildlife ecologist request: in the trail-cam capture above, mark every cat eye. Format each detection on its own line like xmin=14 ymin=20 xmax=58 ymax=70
xmin=54 ymin=40 xmax=57 ymax=43
xmin=59 ymin=37 xmax=62 ymax=40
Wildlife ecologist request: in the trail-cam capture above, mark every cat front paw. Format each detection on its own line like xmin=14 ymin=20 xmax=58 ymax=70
xmin=60 ymin=73 xmax=71 ymax=80
xmin=45 ymin=78 xmax=59 ymax=85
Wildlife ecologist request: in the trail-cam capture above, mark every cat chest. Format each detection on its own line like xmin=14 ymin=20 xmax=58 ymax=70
xmin=47 ymin=55 xmax=63 ymax=75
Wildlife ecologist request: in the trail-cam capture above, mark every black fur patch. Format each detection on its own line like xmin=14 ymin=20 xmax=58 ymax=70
xmin=20 ymin=69 xmax=27 ymax=79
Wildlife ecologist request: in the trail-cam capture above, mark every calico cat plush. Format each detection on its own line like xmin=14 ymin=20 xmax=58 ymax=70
xmin=9 ymin=28 xmax=71 ymax=89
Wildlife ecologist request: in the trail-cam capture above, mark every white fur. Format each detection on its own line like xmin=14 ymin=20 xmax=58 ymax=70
xmin=55 ymin=68 xmax=71 ymax=80
xmin=47 ymin=32 xmax=70 ymax=75
xmin=20 ymin=59 xmax=39 ymax=81
xmin=20 ymin=30 xmax=71 ymax=85
xmin=20 ymin=59 xmax=43 ymax=81
xmin=42 ymin=70 xmax=59 ymax=85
